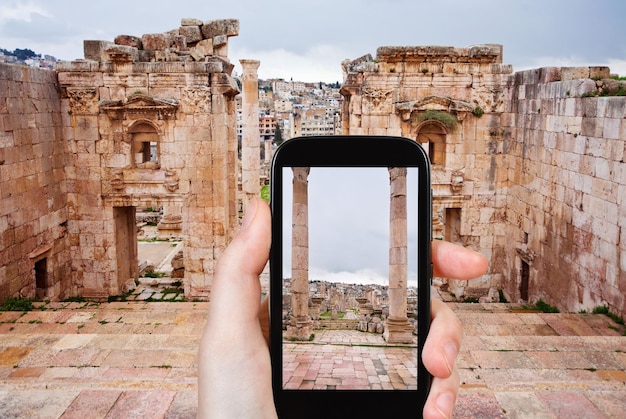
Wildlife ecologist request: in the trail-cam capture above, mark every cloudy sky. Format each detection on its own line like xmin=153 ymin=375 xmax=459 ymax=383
xmin=282 ymin=167 xmax=421 ymax=286
xmin=1 ymin=0 xmax=625 ymax=82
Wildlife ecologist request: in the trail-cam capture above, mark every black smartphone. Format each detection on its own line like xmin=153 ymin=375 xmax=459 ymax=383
xmin=269 ymin=135 xmax=432 ymax=418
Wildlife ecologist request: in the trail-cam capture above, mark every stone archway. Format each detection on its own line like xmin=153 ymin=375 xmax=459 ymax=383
xmin=416 ymin=121 xmax=447 ymax=166
xmin=128 ymin=121 xmax=160 ymax=169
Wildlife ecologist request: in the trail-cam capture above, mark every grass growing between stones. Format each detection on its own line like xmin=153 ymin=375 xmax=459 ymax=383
xmin=0 ymin=297 xmax=35 ymax=312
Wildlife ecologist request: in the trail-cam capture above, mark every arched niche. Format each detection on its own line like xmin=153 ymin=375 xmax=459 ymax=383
xmin=416 ymin=121 xmax=447 ymax=166
xmin=129 ymin=121 xmax=160 ymax=169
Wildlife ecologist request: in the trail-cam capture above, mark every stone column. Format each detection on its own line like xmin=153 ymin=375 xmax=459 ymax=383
xmin=239 ymin=59 xmax=261 ymax=212
xmin=286 ymin=167 xmax=313 ymax=340
xmin=264 ymin=138 xmax=272 ymax=164
xmin=384 ymin=167 xmax=414 ymax=343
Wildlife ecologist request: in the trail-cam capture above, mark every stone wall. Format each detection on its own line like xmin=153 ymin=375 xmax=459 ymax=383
xmin=0 ymin=18 xmax=241 ymax=303
xmin=341 ymin=46 xmax=626 ymax=317
xmin=0 ymin=64 xmax=71 ymax=301
xmin=501 ymin=66 xmax=626 ymax=316
xmin=340 ymin=45 xmax=513 ymax=298
xmin=56 ymin=18 xmax=241 ymax=301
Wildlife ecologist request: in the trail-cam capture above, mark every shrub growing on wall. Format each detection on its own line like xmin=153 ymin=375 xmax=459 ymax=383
xmin=412 ymin=110 xmax=458 ymax=130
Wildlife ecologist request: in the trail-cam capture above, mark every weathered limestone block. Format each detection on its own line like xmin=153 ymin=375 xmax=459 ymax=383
xmin=114 ymin=35 xmax=143 ymax=49
xmin=201 ymin=19 xmax=239 ymax=39
xmin=172 ymin=35 xmax=188 ymax=51
xmin=213 ymin=35 xmax=228 ymax=49
xmin=83 ymin=40 xmax=114 ymax=61
xmin=181 ymin=18 xmax=203 ymax=26
xmin=57 ymin=71 xmax=104 ymax=88
xmin=194 ymin=39 xmax=213 ymax=56
xmin=142 ymin=33 xmax=172 ymax=51
xmin=103 ymin=45 xmax=139 ymax=63
xmin=179 ymin=25 xmax=202 ymax=44
xmin=190 ymin=48 xmax=205 ymax=62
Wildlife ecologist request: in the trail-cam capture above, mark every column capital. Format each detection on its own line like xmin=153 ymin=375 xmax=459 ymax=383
xmin=239 ymin=59 xmax=261 ymax=71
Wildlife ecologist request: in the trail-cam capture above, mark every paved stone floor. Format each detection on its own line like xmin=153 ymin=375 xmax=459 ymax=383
xmin=283 ymin=331 xmax=417 ymax=390
xmin=0 ymin=301 xmax=624 ymax=418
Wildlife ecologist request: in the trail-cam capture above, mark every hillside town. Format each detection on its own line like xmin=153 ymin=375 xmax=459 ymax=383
xmin=0 ymin=47 xmax=58 ymax=69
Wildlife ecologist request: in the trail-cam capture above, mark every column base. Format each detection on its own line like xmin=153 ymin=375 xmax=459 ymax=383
xmin=383 ymin=317 xmax=414 ymax=343
xmin=285 ymin=320 xmax=314 ymax=341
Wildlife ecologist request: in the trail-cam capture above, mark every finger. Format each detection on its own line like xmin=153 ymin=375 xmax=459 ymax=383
xmin=206 ymin=198 xmax=272 ymax=330
xmin=423 ymin=367 xmax=460 ymax=419
xmin=259 ymin=297 xmax=270 ymax=345
xmin=432 ymin=240 xmax=488 ymax=279
xmin=423 ymin=298 xmax=462 ymax=379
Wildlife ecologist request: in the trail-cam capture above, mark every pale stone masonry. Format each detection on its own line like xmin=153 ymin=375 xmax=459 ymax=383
xmin=501 ymin=67 xmax=626 ymax=316
xmin=341 ymin=46 xmax=626 ymax=317
xmin=1 ymin=27 xmax=625 ymax=317
xmin=0 ymin=64 xmax=70 ymax=300
xmin=1 ymin=18 xmax=242 ymax=302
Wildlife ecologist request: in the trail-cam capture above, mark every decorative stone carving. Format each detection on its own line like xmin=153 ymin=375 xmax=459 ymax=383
xmin=451 ymin=169 xmax=465 ymax=193
xmin=395 ymin=95 xmax=474 ymax=121
xmin=164 ymin=170 xmax=180 ymax=192
xmin=67 ymin=88 xmax=98 ymax=114
xmin=474 ymin=88 xmax=505 ymax=113
xmin=100 ymin=94 xmax=179 ymax=121
xmin=362 ymin=87 xmax=393 ymax=109
xmin=110 ymin=170 xmax=124 ymax=191
xmin=181 ymin=87 xmax=211 ymax=113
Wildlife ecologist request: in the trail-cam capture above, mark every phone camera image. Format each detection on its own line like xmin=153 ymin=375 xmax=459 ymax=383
xmin=281 ymin=167 xmax=419 ymax=390
xmin=270 ymin=136 xmax=431 ymax=418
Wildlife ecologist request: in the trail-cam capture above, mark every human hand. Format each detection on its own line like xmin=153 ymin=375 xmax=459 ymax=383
xmin=198 ymin=198 xmax=488 ymax=418
xmin=422 ymin=240 xmax=488 ymax=418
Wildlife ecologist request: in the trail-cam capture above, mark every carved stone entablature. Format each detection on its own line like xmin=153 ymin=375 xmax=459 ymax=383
xmin=451 ymin=169 xmax=465 ymax=193
xmin=164 ymin=170 xmax=180 ymax=192
xmin=395 ymin=95 xmax=474 ymax=121
xmin=67 ymin=88 xmax=98 ymax=114
xmin=100 ymin=94 xmax=179 ymax=121
xmin=105 ymin=168 xmax=185 ymax=196
xmin=362 ymin=87 xmax=394 ymax=109
xmin=181 ymin=87 xmax=211 ymax=114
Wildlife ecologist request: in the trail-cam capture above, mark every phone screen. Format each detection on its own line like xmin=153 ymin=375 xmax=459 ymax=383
xmin=270 ymin=136 xmax=431 ymax=417
xmin=281 ymin=167 xmax=419 ymax=390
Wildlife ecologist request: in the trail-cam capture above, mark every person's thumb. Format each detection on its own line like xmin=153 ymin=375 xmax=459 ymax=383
xmin=206 ymin=197 xmax=272 ymax=329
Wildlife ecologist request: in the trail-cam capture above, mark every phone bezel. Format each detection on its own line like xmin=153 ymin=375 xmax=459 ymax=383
xmin=269 ymin=135 xmax=432 ymax=418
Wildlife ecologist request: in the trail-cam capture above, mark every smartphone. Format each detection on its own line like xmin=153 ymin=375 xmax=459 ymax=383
xmin=269 ymin=135 xmax=432 ymax=418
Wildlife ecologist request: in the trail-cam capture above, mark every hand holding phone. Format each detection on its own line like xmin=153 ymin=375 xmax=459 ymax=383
xmin=270 ymin=135 xmax=432 ymax=418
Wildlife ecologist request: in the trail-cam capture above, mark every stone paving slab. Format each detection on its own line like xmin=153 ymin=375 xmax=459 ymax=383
xmin=0 ymin=301 xmax=623 ymax=417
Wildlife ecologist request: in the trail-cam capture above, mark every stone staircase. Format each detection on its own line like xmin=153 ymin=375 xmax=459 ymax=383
xmin=0 ymin=301 xmax=623 ymax=417
xmin=316 ymin=318 xmax=359 ymax=330
xmin=452 ymin=302 xmax=626 ymax=418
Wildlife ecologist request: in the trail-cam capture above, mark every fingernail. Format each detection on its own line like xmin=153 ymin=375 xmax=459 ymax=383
xmin=241 ymin=198 xmax=258 ymax=230
xmin=443 ymin=342 xmax=458 ymax=375
xmin=436 ymin=391 xmax=454 ymax=419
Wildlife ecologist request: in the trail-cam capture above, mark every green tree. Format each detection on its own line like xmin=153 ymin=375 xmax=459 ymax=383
xmin=13 ymin=48 xmax=38 ymax=60
xmin=274 ymin=124 xmax=283 ymax=145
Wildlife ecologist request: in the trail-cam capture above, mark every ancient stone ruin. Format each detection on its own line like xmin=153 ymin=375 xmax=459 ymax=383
xmin=1 ymin=18 xmax=242 ymax=302
xmin=340 ymin=45 xmax=626 ymax=316
xmin=1 ymin=21 xmax=625 ymax=319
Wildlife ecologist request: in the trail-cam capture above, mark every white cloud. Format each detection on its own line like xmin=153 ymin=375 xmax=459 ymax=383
xmin=0 ymin=1 xmax=51 ymax=24
xmin=230 ymin=44 xmax=347 ymax=83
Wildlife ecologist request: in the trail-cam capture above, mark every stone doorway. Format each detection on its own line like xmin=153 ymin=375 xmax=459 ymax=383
xmin=520 ymin=259 xmax=530 ymax=301
xmin=34 ymin=258 xmax=48 ymax=300
xmin=114 ymin=206 xmax=139 ymax=293
xmin=444 ymin=207 xmax=462 ymax=244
